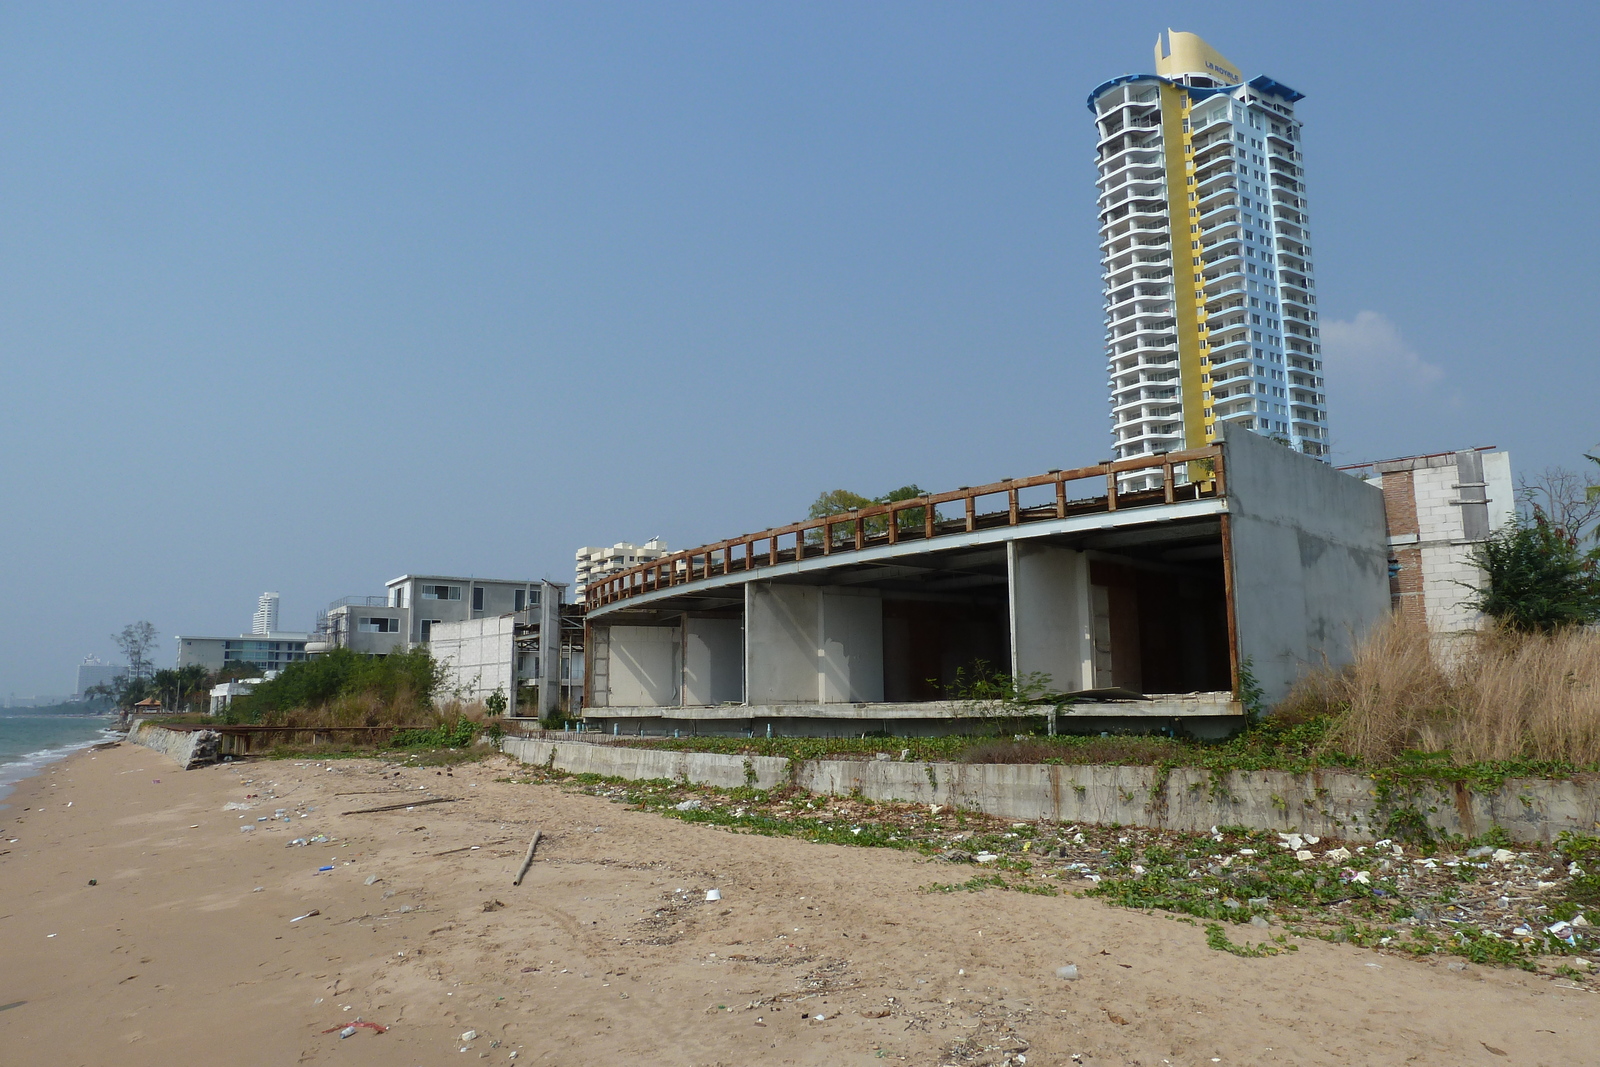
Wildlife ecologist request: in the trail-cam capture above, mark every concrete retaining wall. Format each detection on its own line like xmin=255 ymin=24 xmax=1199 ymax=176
xmin=129 ymin=721 xmax=220 ymax=770
xmin=502 ymin=737 xmax=1600 ymax=845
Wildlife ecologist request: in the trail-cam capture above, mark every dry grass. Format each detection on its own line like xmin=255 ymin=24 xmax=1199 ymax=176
xmin=1292 ymin=616 xmax=1600 ymax=764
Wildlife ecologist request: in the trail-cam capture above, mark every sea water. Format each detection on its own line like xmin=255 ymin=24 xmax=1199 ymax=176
xmin=0 ymin=711 xmax=119 ymax=802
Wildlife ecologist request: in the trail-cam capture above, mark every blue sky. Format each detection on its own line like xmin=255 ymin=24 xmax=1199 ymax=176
xmin=2 ymin=3 xmax=1596 ymax=697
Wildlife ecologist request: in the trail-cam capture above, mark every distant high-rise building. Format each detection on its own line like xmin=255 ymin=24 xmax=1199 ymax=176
xmin=1091 ymin=31 xmax=1329 ymax=487
xmin=75 ymin=655 xmax=123 ymax=698
xmin=252 ymin=591 xmax=280 ymax=636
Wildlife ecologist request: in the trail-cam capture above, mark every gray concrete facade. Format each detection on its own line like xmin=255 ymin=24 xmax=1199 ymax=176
xmin=1217 ymin=425 xmax=1391 ymax=704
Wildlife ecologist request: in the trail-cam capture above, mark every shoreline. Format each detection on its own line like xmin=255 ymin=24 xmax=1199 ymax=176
xmin=4 ymin=743 xmax=1600 ymax=1065
xmin=0 ymin=719 xmax=122 ymax=805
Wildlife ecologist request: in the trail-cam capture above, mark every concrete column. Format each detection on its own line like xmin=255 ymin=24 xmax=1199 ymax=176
xmin=606 ymin=624 xmax=681 ymax=707
xmin=745 ymin=583 xmax=884 ymax=704
xmin=538 ymin=580 xmax=563 ymax=718
xmin=683 ymin=616 xmax=744 ymax=706
xmin=1008 ymin=541 xmax=1095 ymax=694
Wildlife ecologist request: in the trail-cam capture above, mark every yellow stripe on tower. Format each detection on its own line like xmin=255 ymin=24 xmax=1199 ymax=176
xmin=1159 ymin=83 xmax=1211 ymax=462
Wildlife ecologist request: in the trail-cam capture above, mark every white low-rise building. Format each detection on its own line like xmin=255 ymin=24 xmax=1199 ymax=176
xmin=574 ymin=539 xmax=668 ymax=598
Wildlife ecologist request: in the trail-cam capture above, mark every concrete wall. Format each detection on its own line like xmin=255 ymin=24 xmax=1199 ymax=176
xmin=129 ymin=721 xmax=219 ymax=769
xmin=745 ymin=583 xmax=883 ymax=704
xmin=745 ymin=584 xmax=819 ymax=703
xmin=1008 ymin=542 xmax=1095 ymax=694
xmin=1219 ymin=425 xmax=1390 ymax=703
xmin=431 ymin=616 xmax=517 ymax=708
xmin=608 ymin=625 xmax=680 ymax=707
xmin=683 ymin=616 xmax=744 ymax=706
xmin=503 ymin=737 xmax=1600 ymax=846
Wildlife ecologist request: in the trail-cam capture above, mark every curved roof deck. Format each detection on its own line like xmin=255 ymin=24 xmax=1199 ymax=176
xmin=584 ymin=446 xmax=1227 ymax=618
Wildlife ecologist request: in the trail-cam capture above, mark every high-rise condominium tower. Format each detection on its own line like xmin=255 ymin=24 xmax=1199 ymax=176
xmin=1091 ymin=31 xmax=1328 ymax=485
xmin=252 ymin=591 xmax=280 ymax=635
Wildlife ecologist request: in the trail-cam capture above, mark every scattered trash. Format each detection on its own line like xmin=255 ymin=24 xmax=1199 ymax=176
xmin=289 ymin=910 xmax=320 ymax=923
xmin=1055 ymin=965 xmax=1080 ymax=980
xmin=705 ymin=888 xmax=722 ymax=901
xmin=317 ymin=865 xmax=335 ymax=873
xmin=87 ymin=879 xmax=96 ymax=886
xmin=974 ymin=852 xmax=1000 ymax=864
xmin=252 ymin=887 xmax=264 ymax=892
xmin=1491 ymin=849 xmax=1517 ymax=865
xmin=223 ymin=802 xmax=252 ymax=811
xmin=338 ymin=1027 xmax=357 ymax=1039
xmin=364 ymin=875 xmax=380 ymax=886
xmin=239 ymin=825 xmax=254 ymax=832
xmin=674 ymin=799 xmax=702 ymax=812
xmin=462 ymin=1029 xmax=478 ymax=1042
xmin=1447 ymin=960 xmax=1468 ymax=972
xmin=1325 ymin=847 xmax=1352 ymax=862
xmin=1251 ymin=916 xmax=1271 ymax=929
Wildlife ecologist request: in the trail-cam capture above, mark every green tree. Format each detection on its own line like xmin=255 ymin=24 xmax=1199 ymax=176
xmin=113 ymin=621 xmax=158 ymax=681
xmin=807 ymin=484 xmax=930 ymax=541
xmin=1469 ymin=513 xmax=1600 ymax=632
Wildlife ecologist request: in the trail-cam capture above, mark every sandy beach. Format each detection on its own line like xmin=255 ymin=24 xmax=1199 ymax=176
xmin=2 ymin=743 xmax=1598 ymax=1066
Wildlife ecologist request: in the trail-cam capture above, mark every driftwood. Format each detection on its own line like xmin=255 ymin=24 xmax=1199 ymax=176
xmin=339 ymin=796 xmax=457 ymax=816
xmin=432 ymin=838 xmax=510 ymax=857
xmin=512 ymin=831 xmax=542 ymax=886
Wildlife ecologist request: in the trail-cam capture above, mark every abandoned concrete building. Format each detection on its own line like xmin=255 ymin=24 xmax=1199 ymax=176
xmin=579 ymin=427 xmax=1391 ymax=737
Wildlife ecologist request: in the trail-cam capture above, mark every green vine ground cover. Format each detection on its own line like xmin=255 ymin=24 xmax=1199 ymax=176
xmin=500 ymin=760 xmax=1600 ymax=979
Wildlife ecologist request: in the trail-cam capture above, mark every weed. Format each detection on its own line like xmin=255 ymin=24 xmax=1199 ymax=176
xmin=1204 ymin=923 xmax=1296 ymax=957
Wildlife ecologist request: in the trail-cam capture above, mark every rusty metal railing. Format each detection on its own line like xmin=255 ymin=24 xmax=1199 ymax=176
xmin=586 ymin=446 xmax=1224 ymax=610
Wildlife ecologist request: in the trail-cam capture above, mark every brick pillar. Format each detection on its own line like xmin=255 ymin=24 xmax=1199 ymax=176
xmin=1379 ymin=470 xmax=1424 ymax=623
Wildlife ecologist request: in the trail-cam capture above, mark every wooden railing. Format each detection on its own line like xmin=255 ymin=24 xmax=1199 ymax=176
xmin=586 ymin=446 xmax=1224 ymax=610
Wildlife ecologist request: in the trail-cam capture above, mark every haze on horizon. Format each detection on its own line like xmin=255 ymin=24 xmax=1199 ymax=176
xmin=2 ymin=2 xmax=1596 ymax=697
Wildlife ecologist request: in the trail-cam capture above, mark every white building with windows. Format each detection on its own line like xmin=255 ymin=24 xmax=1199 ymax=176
xmin=251 ymin=591 xmax=280 ymax=635
xmin=384 ymin=574 xmax=544 ymax=645
xmin=1091 ymin=31 xmax=1329 ymax=488
xmin=574 ymin=539 xmax=669 ymax=598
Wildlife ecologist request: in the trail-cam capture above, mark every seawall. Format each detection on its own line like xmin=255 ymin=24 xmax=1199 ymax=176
xmin=502 ymin=737 xmax=1600 ymax=845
